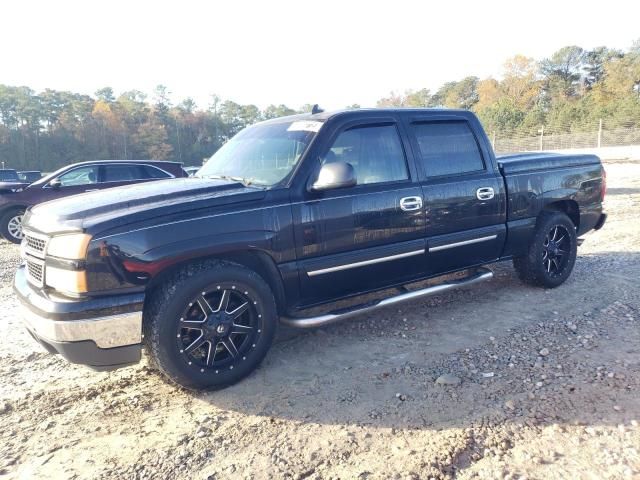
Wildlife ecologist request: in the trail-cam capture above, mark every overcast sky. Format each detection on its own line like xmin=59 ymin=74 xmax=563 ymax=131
xmin=2 ymin=0 xmax=639 ymax=110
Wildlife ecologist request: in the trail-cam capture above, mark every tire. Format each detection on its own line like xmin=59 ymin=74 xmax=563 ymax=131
xmin=0 ymin=209 xmax=25 ymax=244
xmin=143 ymin=259 xmax=278 ymax=390
xmin=513 ymin=210 xmax=578 ymax=288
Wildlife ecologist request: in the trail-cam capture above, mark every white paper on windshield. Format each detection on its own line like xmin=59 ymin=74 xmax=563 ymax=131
xmin=287 ymin=121 xmax=323 ymax=133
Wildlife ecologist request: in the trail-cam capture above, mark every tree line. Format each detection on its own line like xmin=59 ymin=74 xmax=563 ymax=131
xmin=1 ymin=41 xmax=639 ymax=172
xmin=378 ymin=42 xmax=640 ymax=137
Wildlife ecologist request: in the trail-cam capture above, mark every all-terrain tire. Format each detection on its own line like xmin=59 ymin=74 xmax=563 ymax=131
xmin=513 ymin=210 xmax=577 ymax=288
xmin=143 ymin=259 xmax=278 ymax=390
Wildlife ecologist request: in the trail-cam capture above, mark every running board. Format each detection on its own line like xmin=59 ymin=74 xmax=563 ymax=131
xmin=281 ymin=267 xmax=493 ymax=329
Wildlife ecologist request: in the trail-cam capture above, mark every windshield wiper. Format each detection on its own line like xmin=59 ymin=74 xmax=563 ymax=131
xmin=200 ymin=174 xmax=264 ymax=187
xmin=201 ymin=174 xmax=246 ymax=183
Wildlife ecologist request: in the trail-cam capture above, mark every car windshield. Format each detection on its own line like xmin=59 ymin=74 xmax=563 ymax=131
xmin=197 ymin=120 xmax=321 ymax=187
xmin=0 ymin=170 xmax=19 ymax=182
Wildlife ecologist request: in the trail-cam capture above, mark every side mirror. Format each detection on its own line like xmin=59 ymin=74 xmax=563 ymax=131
xmin=49 ymin=178 xmax=62 ymax=189
xmin=310 ymin=161 xmax=357 ymax=192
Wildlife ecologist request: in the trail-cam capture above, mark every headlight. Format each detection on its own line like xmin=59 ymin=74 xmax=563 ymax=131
xmin=45 ymin=267 xmax=88 ymax=294
xmin=47 ymin=233 xmax=91 ymax=260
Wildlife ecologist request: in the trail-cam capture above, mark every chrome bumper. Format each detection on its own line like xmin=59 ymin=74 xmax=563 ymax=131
xmin=21 ymin=307 xmax=142 ymax=349
xmin=14 ymin=265 xmax=144 ymax=369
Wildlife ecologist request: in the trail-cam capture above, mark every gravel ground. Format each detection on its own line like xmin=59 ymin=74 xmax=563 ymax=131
xmin=0 ymin=162 xmax=639 ymax=480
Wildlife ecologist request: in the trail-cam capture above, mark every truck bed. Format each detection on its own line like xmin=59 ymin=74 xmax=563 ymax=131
xmin=497 ymin=152 xmax=601 ymax=174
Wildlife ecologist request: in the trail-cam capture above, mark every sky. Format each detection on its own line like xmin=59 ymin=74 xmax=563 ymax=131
xmin=1 ymin=0 xmax=639 ymax=111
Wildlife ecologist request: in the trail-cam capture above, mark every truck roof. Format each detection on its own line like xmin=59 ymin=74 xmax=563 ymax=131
xmin=259 ymin=107 xmax=474 ymax=125
xmin=66 ymin=159 xmax=184 ymax=166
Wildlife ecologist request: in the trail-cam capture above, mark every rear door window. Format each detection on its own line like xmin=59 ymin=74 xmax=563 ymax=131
xmin=411 ymin=121 xmax=485 ymax=178
xmin=102 ymin=164 xmax=172 ymax=182
xmin=102 ymin=164 xmax=139 ymax=182
xmin=139 ymin=165 xmax=171 ymax=179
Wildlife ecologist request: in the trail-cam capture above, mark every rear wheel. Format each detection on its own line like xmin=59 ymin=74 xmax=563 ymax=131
xmin=0 ymin=209 xmax=25 ymax=244
xmin=144 ymin=260 xmax=278 ymax=390
xmin=513 ymin=211 xmax=577 ymax=288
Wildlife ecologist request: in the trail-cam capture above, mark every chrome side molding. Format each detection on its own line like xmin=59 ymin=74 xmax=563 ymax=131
xmin=429 ymin=234 xmax=497 ymax=252
xmin=281 ymin=267 xmax=493 ymax=328
xmin=307 ymin=249 xmax=425 ymax=277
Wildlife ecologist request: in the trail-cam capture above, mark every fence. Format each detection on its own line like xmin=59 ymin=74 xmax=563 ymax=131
xmin=492 ymin=121 xmax=640 ymax=156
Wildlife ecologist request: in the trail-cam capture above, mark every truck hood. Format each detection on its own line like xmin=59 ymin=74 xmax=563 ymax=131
xmin=26 ymin=178 xmax=267 ymax=234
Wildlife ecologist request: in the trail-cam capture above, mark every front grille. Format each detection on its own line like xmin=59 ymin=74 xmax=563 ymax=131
xmin=23 ymin=231 xmax=48 ymax=257
xmin=26 ymin=257 xmax=44 ymax=287
xmin=25 ymin=235 xmax=46 ymax=253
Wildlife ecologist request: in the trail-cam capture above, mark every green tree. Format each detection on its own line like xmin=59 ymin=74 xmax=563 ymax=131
xmin=540 ymin=46 xmax=585 ymax=98
xmin=95 ymin=87 xmax=115 ymax=103
xmin=133 ymin=120 xmax=172 ymax=160
xmin=263 ymin=104 xmax=296 ymax=119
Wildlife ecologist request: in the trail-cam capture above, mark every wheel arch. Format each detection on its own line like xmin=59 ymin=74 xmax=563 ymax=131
xmin=0 ymin=204 xmax=28 ymax=217
xmin=542 ymin=199 xmax=580 ymax=230
xmin=145 ymin=249 xmax=288 ymax=315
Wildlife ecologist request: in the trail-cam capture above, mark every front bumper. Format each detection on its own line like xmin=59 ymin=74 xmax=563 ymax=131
xmin=13 ymin=265 xmax=144 ymax=370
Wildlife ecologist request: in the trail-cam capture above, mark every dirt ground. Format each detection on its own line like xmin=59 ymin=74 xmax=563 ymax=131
xmin=0 ymin=162 xmax=639 ymax=480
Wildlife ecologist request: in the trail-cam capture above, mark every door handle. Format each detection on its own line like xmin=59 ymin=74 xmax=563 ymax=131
xmin=476 ymin=187 xmax=495 ymax=201
xmin=400 ymin=196 xmax=423 ymax=211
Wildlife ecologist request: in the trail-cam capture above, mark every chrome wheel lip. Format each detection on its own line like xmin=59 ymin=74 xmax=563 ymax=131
xmin=176 ymin=285 xmax=261 ymax=371
xmin=7 ymin=214 xmax=24 ymax=240
xmin=542 ymin=225 xmax=570 ymax=276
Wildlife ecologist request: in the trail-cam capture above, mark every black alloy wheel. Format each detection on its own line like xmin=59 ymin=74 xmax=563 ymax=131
xmin=177 ymin=286 xmax=263 ymax=373
xmin=144 ymin=260 xmax=278 ymax=390
xmin=513 ymin=210 xmax=577 ymax=288
xmin=541 ymin=225 xmax=571 ymax=277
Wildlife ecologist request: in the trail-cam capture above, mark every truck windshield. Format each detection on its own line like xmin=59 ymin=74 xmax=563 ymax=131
xmin=197 ymin=120 xmax=321 ymax=186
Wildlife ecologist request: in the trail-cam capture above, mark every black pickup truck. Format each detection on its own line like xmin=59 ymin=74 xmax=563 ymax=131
xmin=14 ymin=109 xmax=607 ymax=390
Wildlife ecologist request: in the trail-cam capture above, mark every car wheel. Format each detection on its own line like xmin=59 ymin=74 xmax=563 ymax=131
xmin=143 ymin=259 xmax=278 ymax=390
xmin=0 ymin=209 xmax=25 ymax=244
xmin=513 ymin=210 xmax=577 ymax=288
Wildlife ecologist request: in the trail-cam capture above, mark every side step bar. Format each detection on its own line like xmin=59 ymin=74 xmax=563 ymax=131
xmin=281 ymin=267 xmax=493 ymax=329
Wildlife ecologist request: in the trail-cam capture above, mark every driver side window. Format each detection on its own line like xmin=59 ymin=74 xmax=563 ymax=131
xmin=322 ymin=125 xmax=408 ymax=185
xmin=57 ymin=165 xmax=99 ymax=187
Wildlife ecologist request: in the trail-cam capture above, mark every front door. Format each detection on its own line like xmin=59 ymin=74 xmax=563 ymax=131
xmin=293 ymin=120 xmax=426 ymax=306
xmin=44 ymin=164 xmax=101 ymax=200
xmin=405 ymin=118 xmax=507 ymax=275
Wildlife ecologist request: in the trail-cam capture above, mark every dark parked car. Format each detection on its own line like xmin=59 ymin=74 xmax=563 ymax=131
xmin=0 ymin=169 xmax=30 ymax=194
xmin=18 ymin=171 xmax=42 ymax=183
xmin=0 ymin=169 xmax=20 ymax=182
xmin=0 ymin=160 xmax=186 ymax=243
xmin=14 ymin=109 xmax=606 ymax=390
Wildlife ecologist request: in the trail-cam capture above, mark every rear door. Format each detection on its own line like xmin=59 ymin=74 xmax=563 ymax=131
xmin=292 ymin=117 xmax=426 ymax=305
xmin=405 ymin=116 xmax=506 ymax=275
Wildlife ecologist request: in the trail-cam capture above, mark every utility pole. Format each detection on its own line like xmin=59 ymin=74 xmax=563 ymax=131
xmin=175 ymin=117 xmax=182 ymax=162
xmin=538 ymin=126 xmax=544 ymax=151
xmin=597 ymin=118 xmax=603 ymax=148
xmin=491 ymin=131 xmax=496 ymax=149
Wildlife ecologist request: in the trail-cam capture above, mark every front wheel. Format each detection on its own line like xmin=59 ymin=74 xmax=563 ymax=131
xmin=0 ymin=209 xmax=25 ymax=244
xmin=143 ymin=260 xmax=278 ymax=390
xmin=513 ymin=211 xmax=578 ymax=288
